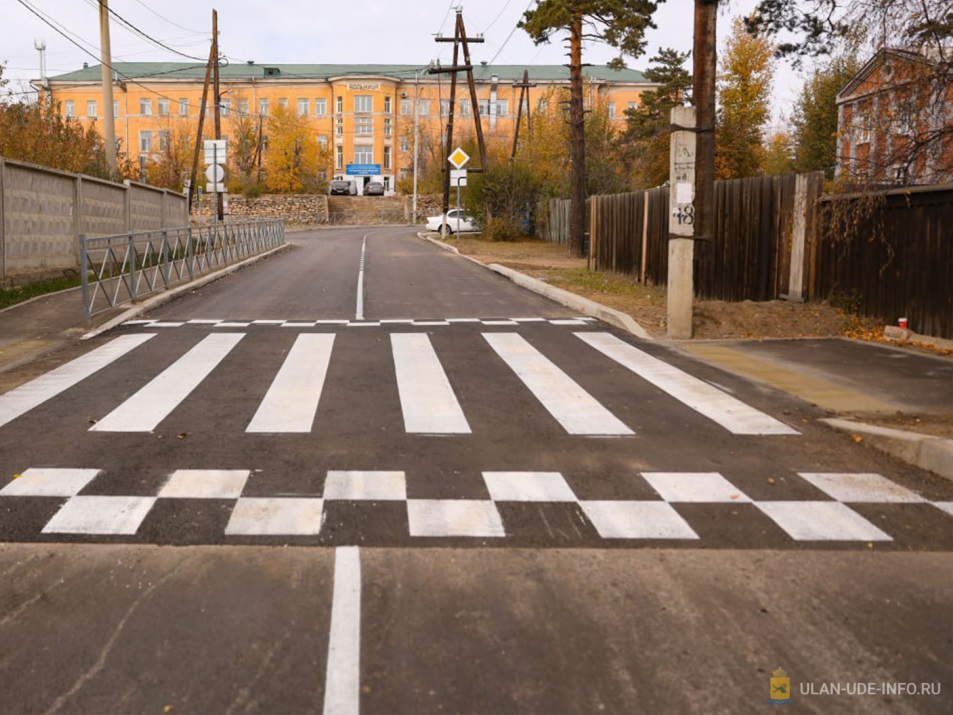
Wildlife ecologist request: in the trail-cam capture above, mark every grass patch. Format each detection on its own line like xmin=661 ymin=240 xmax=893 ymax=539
xmin=0 ymin=274 xmax=83 ymax=310
xmin=546 ymin=268 xmax=664 ymax=299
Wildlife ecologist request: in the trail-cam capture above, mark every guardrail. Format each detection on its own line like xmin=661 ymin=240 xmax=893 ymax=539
xmin=80 ymin=218 xmax=285 ymax=322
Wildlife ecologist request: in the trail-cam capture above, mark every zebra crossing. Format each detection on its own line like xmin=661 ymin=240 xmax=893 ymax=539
xmin=0 ymin=321 xmax=799 ymax=438
xmin=0 ymin=466 xmax=950 ymax=545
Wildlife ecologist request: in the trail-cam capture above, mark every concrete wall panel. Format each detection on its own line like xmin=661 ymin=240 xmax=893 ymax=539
xmin=81 ymin=180 xmax=126 ymax=237
xmin=3 ymin=163 xmax=76 ymax=276
xmin=129 ymin=185 xmax=163 ymax=231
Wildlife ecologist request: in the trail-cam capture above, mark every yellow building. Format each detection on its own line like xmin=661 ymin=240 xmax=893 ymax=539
xmin=40 ymin=62 xmax=654 ymax=195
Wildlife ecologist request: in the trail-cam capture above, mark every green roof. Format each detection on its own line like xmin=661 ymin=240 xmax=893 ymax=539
xmin=50 ymin=62 xmax=648 ymax=84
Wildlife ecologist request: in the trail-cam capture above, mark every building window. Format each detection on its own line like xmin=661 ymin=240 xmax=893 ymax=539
xmin=318 ymin=134 xmax=328 ymax=150
xmin=157 ymin=98 xmax=169 ymax=116
xmin=315 ymin=98 xmax=327 ymax=116
xmin=221 ymin=99 xmax=230 ymax=117
xmin=336 ymin=116 xmax=343 ymax=136
xmin=86 ymin=100 xmax=97 ymax=118
xmin=416 ymin=99 xmax=430 ymax=116
xmin=383 ymin=146 xmax=391 ymax=170
xmin=259 ymin=98 xmax=269 ymax=116
xmin=384 ymin=117 xmax=392 ymax=137
xmin=459 ymin=100 xmax=470 ymax=116
xmin=400 ymin=136 xmax=410 ymax=152
xmin=179 ymin=98 xmax=189 ymax=116
xmin=538 ymin=99 xmax=548 ymax=112
xmin=355 ymin=116 xmax=373 ymax=135
xmin=400 ymin=98 xmax=413 ymax=116
xmin=607 ymin=102 xmax=616 ymax=119
xmin=158 ymin=130 xmax=170 ymax=152
xmin=64 ymin=100 xmax=75 ymax=117
xmin=139 ymin=130 xmax=152 ymax=153
xmin=139 ymin=98 xmax=152 ymax=116
xmin=479 ymin=100 xmax=508 ymax=117
xmin=627 ymin=101 xmax=639 ymax=112
xmin=278 ymin=98 xmax=288 ymax=111
xmin=440 ymin=99 xmax=451 ymax=116
xmin=297 ymin=98 xmax=309 ymax=116
xmin=354 ymin=95 xmax=373 ymax=114
xmin=238 ymin=99 xmax=249 ymax=115
xmin=261 ymin=135 xmax=269 ymax=151
xmin=354 ymin=146 xmax=374 ymax=164
xmin=336 ymin=145 xmax=344 ymax=169
xmin=384 ymin=96 xmax=392 ymax=114
xmin=336 ymin=96 xmax=343 ymax=113
xmin=113 ymin=100 xmax=119 ymax=118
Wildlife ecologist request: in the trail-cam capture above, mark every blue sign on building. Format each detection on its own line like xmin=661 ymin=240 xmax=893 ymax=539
xmin=346 ymin=164 xmax=381 ymax=176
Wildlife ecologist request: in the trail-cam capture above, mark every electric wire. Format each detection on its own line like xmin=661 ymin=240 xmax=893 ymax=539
xmin=79 ymin=0 xmax=209 ymax=62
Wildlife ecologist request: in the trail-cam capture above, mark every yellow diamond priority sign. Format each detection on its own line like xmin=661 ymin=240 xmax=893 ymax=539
xmin=448 ymin=147 xmax=470 ymax=170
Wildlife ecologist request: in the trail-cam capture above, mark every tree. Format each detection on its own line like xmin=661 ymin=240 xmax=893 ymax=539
xmin=227 ymin=93 xmax=265 ymax=195
xmin=621 ymin=47 xmax=692 ymax=188
xmin=761 ymin=131 xmax=796 ymax=175
xmin=144 ymin=120 xmax=194 ymax=191
xmin=790 ymin=54 xmax=861 ymax=177
xmin=521 ymin=0 xmax=661 ymax=256
xmin=263 ymin=104 xmax=327 ymax=194
xmin=715 ymin=17 xmax=775 ymax=179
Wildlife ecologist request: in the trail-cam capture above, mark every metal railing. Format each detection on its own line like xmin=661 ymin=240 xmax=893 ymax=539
xmin=80 ymin=218 xmax=285 ymax=322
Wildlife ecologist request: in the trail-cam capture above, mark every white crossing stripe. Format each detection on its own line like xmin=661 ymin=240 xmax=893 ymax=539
xmin=91 ymin=333 xmax=244 ymax=432
xmin=576 ymin=332 xmax=799 ymax=436
xmin=246 ymin=334 xmax=335 ymax=433
xmin=483 ymin=333 xmax=633 ymax=436
xmin=391 ymin=333 xmax=471 ymax=434
xmin=0 ymin=334 xmax=154 ymax=429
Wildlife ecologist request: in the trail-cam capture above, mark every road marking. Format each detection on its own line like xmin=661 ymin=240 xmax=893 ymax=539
xmin=324 ymin=471 xmax=407 ymax=501
xmin=324 ymin=546 xmax=362 ymax=715
xmin=0 ymin=334 xmax=154 ymax=429
xmin=247 ymin=334 xmax=335 ymax=433
xmin=576 ymin=332 xmax=799 ymax=435
xmin=0 ymin=468 xmax=100 ymax=497
xmin=483 ymin=471 xmax=577 ymax=502
xmin=42 ymin=495 xmax=157 ymax=535
xmin=225 ymin=497 xmax=323 ymax=536
xmin=91 ymin=333 xmax=244 ymax=432
xmin=407 ymin=499 xmax=506 ymax=537
xmin=391 ymin=333 xmax=471 ymax=434
xmin=355 ymin=236 xmax=368 ymax=321
xmin=483 ymin=333 xmax=634 ymax=436
xmin=755 ymin=501 xmax=893 ymax=541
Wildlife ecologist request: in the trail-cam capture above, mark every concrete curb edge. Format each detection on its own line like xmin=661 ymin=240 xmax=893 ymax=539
xmin=821 ymin=418 xmax=953 ymax=482
xmin=81 ymin=243 xmax=291 ymax=340
xmin=418 ymin=234 xmax=653 ymax=340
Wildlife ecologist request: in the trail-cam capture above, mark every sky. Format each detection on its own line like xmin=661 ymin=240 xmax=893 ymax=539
xmin=2 ymin=0 xmax=802 ymax=124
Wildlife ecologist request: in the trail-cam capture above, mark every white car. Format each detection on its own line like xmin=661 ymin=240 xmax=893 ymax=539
xmin=425 ymin=209 xmax=479 ymax=234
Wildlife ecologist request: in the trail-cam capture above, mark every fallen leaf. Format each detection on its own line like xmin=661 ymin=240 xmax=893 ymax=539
xmin=12 ymin=473 xmax=21 ymax=480
xmin=177 ymin=432 xmax=188 ymax=440
xmin=852 ymin=435 xmax=864 ymax=444
xmin=767 ymin=477 xmax=776 ymax=485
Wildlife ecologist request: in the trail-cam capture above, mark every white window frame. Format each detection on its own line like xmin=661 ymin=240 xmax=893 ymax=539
xmin=354 ymin=95 xmax=373 ymax=114
xmin=383 ymin=145 xmax=391 ymax=170
xmin=64 ymin=100 xmax=75 ymax=117
xmin=139 ymin=98 xmax=152 ymax=116
xmin=297 ymin=98 xmax=309 ymax=116
xmin=157 ymin=98 xmax=169 ymax=116
xmin=259 ymin=98 xmax=270 ymax=116
xmin=179 ymin=98 xmax=189 ymax=116
xmin=86 ymin=100 xmax=97 ymax=118
xmin=400 ymin=99 xmax=413 ymax=116
xmin=354 ymin=145 xmax=374 ymax=164
xmin=220 ymin=99 xmax=230 ymax=117
xmin=315 ymin=98 xmax=328 ymax=116
xmin=139 ymin=130 xmax=153 ymax=153
xmin=384 ymin=96 xmax=392 ymax=114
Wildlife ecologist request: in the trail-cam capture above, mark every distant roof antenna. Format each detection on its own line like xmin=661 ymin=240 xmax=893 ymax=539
xmin=34 ymin=38 xmax=48 ymax=88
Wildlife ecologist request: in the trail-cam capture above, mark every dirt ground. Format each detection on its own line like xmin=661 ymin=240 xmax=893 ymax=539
xmin=440 ymin=235 xmax=881 ymax=341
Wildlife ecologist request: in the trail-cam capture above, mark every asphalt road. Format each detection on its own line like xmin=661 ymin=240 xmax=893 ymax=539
xmin=0 ymin=227 xmax=950 ymax=713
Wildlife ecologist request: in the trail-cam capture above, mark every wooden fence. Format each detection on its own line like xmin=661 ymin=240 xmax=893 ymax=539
xmin=813 ymin=185 xmax=953 ymax=339
xmin=544 ymin=174 xmax=952 ymax=338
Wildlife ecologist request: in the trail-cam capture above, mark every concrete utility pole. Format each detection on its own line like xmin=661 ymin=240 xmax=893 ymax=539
xmin=98 ymin=1 xmax=117 ymax=174
xmin=667 ymin=106 xmax=697 ymax=339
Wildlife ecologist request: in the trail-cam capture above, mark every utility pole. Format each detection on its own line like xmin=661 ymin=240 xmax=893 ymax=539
xmin=188 ymin=36 xmax=215 ymax=212
xmin=433 ymin=9 xmax=486 ymax=234
xmin=212 ymin=9 xmax=224 ymax=221
xmin=98 ymin=1 xmax=117 ymax=175
xmin=511 ymin=69 xmax=536 ymax=159
xmin=693 ymin=0 xmax=718 ymax=245
xmin=567 ymin=9 xmax=586 ymax=258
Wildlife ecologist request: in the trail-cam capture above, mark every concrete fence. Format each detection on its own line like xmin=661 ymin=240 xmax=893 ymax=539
xmin=0 ymin=157 xmax=187 ymax=283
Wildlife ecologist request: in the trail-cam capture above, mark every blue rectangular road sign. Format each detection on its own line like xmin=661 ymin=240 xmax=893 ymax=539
xmin=345 ymin=164 xmax=381 ymax=176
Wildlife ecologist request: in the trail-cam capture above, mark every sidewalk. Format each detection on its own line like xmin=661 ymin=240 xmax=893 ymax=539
xmin=3 ymin=241 xmax=952 ymax=481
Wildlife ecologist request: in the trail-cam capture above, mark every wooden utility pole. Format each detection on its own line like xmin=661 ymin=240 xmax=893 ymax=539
xmin=693 ymin=0 xmax=718 ymax=244
xmin=187 ymin=40 xmax=215 ymax=212
xmin=212 ymin=9 xmax=224 ymax=221
xmin=511 ymin=69 xmax=536 ymax=159
xmin=98 ymin=1 xmax=117 ymax=174
xmin=568 ymin=9 xmax=586 ymax=258
xmin=432 ymin=10 xmax=486 ymax=232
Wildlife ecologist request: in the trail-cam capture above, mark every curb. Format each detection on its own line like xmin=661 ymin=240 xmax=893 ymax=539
xmin=419 ymin=234 xmax=653 ymax=340
xmin=821 ymin=418 xmax=953 ymax=482
xmin=82 ymin=243 xmax=291 ymax=340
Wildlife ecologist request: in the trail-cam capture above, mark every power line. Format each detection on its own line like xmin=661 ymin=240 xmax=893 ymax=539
xmin=483 ymin=0 xmax=515 ymax=34
xmin=80 ymin=0 xmax=209 ymax=62
xmin=485 ymin=0 xmax=537 ymax=66
xmin=129 ymin=0 xmax=207 ymax=35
